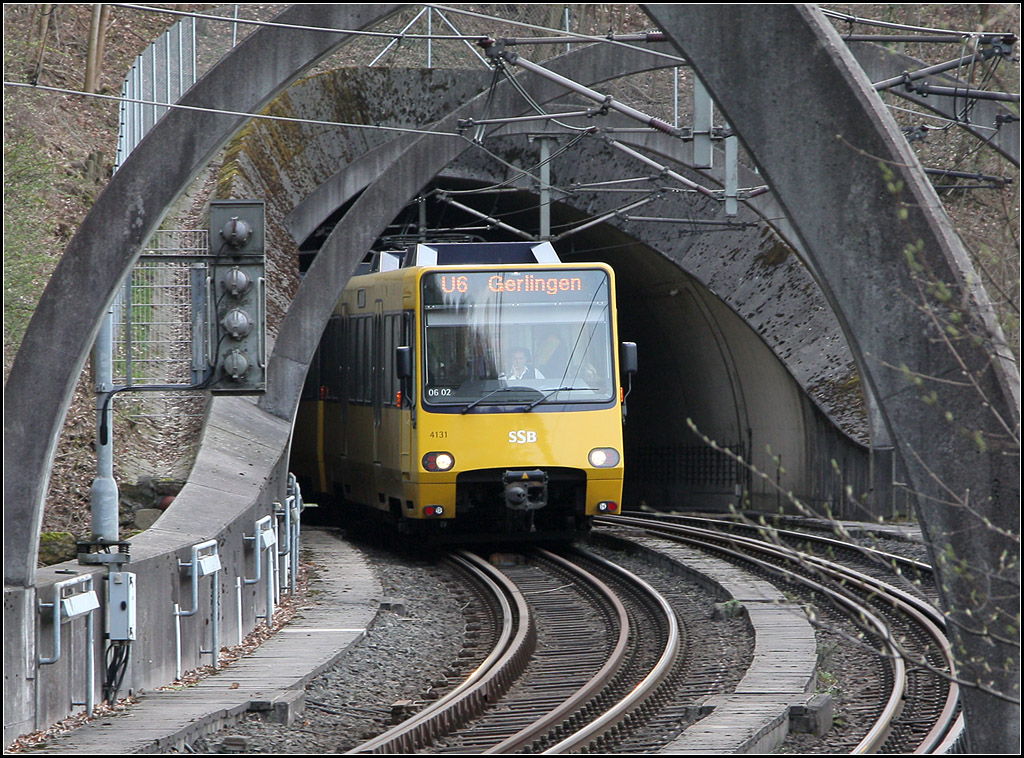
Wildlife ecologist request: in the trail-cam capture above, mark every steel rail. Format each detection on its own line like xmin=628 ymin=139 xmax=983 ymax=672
xmin=481 ymin=548 xmax=632 ymax=754
xmin=600 ymin=513 xmax=963 ymax=753
xmin=597 ymin=514 xmax=909 ymax=753
xmin=347 ymin=550 xmax=535 ymax=754
xmin=356 ymin=546 xmax=679 ymax=754
xmin=618 ymin=511 xmax=961 ymax=748
xmin=735 ymin=531 xmax=959 ymax=752
xmin=651 ymin=513 xmax=935 ymax=593
xmin=803 ymin=557 xmax=959 ymax=754
xmin=539 ymin=547 xmax=681 ymax=754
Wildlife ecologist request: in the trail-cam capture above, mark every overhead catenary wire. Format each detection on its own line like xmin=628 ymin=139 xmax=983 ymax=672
xmin=2 ymin=81 xmax=466 ymax=139
xmin=426 ymin=3 xmax=688 ymax=66
xmin=11 ymin=3 xmax=1012 ymax=204
xmin=453 ymin=130 xmax=589 ymax=200
xmin=108 ymin=3 xmax=489 ymax=43
xmin=107 ymin=3 xmax=689 ymax=65
xmin=820 ymin=7 xmax=1017 ymax=41
xmin=12 ymin=4 xmax=757 ymax=248
xmin=886 ymin=102 xmax=1001 ymax=132
xmin=14 ymin=5 xmax=1014 ymax=150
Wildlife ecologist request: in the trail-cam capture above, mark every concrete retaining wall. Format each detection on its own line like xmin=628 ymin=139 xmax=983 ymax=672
xmin=4 ymin=396 xmax=292 ymax=745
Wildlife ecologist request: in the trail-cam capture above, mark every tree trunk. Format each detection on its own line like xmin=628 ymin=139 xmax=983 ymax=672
xmin=84 ymin=4 xmax=110 ymax=94
xmin=31 ymin=4 xmax=54 ymax=85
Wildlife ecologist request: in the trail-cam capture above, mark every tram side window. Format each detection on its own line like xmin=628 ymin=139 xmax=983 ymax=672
xmin=382 ymin=313 xmax=397 ymax=408
xmin=361 ymin=315 xmax=372 ymax=404
xmin=343 ymin=311 xmax=414 ymax=407
xmin=346 ymin=314 xmax=373 ymax=405
xmin=383 ymin=313 xmax=395 ymax=407
xmin=321 ymin=315 xmax=344 ymax=400
xmin=380 ymin=311 xmax=414 ymax=408
xmin=345 ymin=317 xmax=356 ymax=403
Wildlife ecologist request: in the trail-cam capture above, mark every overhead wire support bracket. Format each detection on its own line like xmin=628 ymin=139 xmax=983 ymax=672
xmin=821 ymin=7 xmax=1017 ymax=44
xmin=434 ymin=191 xmax=536 ymax=241
xmin=923 ymin=167 xmax=1013 ymax=189
xmin=624 ymin=216 xmax=759 ymax=229
xmin=457 ymin=111 xmax=601 ymax=131
xmin=480 ymin=40 xmax=685 ymax=139
xmin=873 ymin=43 xmax=1016 ymax=92
xmin=497 ymin=31 xmax=670 ymax=47
xmin=549 ymin=194 xmax=661 ymax=242
xmin=842 ymin=34 xmax=1010 ymax=44
xmin=605 ymin=137 xmax=719 ymax=200
xmin=901 ymin=80 xmax=1020 ymax=104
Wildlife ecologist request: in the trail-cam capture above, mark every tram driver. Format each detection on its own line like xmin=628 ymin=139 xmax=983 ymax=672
xmin=505 ymin=347 xmax=545 ymax=381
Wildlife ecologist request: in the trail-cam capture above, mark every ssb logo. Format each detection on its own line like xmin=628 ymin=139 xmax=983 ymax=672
xmin=508 ymin=430 xmax=538 ymax=444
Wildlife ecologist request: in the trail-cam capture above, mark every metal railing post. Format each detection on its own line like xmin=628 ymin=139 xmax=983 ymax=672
xmin=174 ymin=540 xmax=222 ymax=669
xmin=38 ymin=575 xmax=99 ymax=715
xmin=244 ymin=516 xmax=276 ymax=627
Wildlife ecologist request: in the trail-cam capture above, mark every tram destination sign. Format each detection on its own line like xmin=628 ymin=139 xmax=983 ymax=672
xmin=423 ymin=268 xmax=609 ymax=306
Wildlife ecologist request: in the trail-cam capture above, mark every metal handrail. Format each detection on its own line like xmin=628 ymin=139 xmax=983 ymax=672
xmin=174 ymin=539 xmax=222 ymax=670
xmin=37 ymin=574 xmax=98 ymax=714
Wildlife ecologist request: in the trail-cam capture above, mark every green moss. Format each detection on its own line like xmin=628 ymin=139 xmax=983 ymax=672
xmin=755 ymin=235 xmax=792 ymax=268
xmin=38 ymin=532 xmax=78 ymax=566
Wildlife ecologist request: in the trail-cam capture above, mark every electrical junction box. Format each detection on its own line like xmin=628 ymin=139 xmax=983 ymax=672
xmin=106 ymin=572 xmax=137 ymax=641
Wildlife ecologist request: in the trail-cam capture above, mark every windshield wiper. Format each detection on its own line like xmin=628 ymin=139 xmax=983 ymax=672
xmin=461 ymin=386 xmax=527 ymax=414
xmin=523 ymin=386 xmax=594 ymax=411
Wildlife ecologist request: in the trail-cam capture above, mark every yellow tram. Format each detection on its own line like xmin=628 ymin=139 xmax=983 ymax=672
xmin=292 ymin=241 xmax=636 ymax=542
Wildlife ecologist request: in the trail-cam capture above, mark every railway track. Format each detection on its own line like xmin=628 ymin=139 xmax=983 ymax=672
xmin=595 ymin=513 xmax=963 ymax=753
xmin=346 ymin=511 xmax=959 ymax=754
xmin=650 ymin=512 xmax=938 ymax=607
xmin=349 ymin=546 xmax=690 ymax=754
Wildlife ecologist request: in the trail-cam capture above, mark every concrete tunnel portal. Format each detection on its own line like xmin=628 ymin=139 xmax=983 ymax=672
xmin=287 ymin=166 xmax=871 ymax=518
xmin=221 ymin=53 xmax=878 ymax=521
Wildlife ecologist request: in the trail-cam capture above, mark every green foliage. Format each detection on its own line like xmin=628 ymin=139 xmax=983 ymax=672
xmin=3 ymin=131 xmax=60 ymax=353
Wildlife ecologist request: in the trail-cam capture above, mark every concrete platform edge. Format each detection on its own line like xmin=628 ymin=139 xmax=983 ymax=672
xmin=29 ymin=529 xmax=381 ymax=754
xmin=590 ymin=528 xmax=819 ymax=754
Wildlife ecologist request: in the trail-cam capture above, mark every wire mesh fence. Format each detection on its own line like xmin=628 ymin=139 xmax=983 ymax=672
xmin=111 ymin=231 xmax=209 ymax=422
xmin=116 ymin=6 xmax=288 ymax=167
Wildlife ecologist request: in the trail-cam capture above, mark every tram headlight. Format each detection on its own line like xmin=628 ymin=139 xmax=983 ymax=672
xmin=423 ymin=452 xmax=455 ymax=472
xmin=588 ymin=448 xmax=620 ymax=468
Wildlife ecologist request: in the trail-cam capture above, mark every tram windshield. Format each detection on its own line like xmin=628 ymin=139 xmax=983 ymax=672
xmin=421 ymin=269 xmax=615 ymax=411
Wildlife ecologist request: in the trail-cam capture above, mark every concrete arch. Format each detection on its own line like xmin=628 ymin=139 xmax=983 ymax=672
xmin=255 ymin=54 xmax=867 ymax=442
xmin=642 ymin=4 xmax=1019 ymax=750
xmin=3 ymin=5 xmax=403 ymax=587
xmin=220 ymin=46 xmax=873 ymax=512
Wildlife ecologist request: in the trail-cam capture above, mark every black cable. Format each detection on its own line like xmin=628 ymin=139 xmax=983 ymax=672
xmin=103 ymin=640 xmax=131 ymax=703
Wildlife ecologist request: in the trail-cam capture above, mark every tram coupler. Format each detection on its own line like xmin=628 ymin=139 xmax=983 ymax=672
xmin=503 ymin=469 xmax=548 ymax=511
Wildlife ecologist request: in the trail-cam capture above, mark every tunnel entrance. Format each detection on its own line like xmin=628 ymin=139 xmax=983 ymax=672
xmin=292 ymin=178 xmax=868 ymax=516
